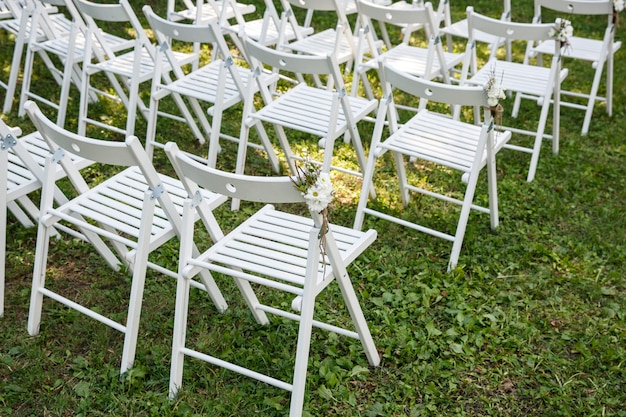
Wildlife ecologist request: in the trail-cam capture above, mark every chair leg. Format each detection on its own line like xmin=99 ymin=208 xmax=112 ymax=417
xmin=2 ymin=18 xmax=27 ymax=114
xmin=27 ymin=221 xmax=53 ymax=335
xmin=120 ymin=190 xmax=154 ymax=373
xmin=526 ymin=94 xmax=552 ymax=183
xmin=289 ymin=230 xmax=321 ymax=417
xmin=486 ymin=142 xmax=499 ymax=231
xmin=581 ymin=55 xmax=608 ymax=136
xmin=0 ymin=150 xmax=6 ymax=317
xmin=448 ymin=170 xmax=481 ymax=271
xmin=169 ymin=257 xmax=191 ymax=399
xmin=325 ymin=237 xmax=379 ymax=366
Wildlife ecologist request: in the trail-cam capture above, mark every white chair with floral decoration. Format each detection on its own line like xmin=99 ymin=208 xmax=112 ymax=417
xmin=165 ymin=141 xmax=380 ymax=417
xmin=530 ymin=0 xmax=622 ymax=135
xmin=24 ymin=101 xmax=228 ymax=373
xmin=354 ymin=62 xmax=512 ymax=271
xmin=461 ymin=7 xmax=569 ymax=182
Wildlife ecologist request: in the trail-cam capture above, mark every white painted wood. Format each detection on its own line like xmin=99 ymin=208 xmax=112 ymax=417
xmin=531 ymin=0 xmax=621 ymax=135
xmin=355 ymin=64 xmax=512 ymax=271
xmin=165 ymin=142 xmax=380 ymax=417
xmin=240 ymin=36 xmax=377 ymax=188
xmin=24 ymin=101 xmax=229 ymax=374
xmin=463 ymin=7 xmax=568 ymax=182
xmin=142 ymin=6 xmax=280 ymax=175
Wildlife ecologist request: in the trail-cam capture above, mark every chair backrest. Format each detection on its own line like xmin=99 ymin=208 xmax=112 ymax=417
xmin=143 ymin=4 xmax=224 ymax=49
xmin=357 ymin=0 xmax=439 ymax=35
xmin=24 ymin=100 xmax=184 ymax=229
xmin=243 ymin=35 xmax=344 ymax=81
xmin=534 ymin=0 xmax=614 ymax=18
xmin=382 ymin=60 xmax=489 ymax=108
xmin=166 ymin=142 xmax=303 ymax=205
xmin=467 ymin=6 xmax=557 ymax=43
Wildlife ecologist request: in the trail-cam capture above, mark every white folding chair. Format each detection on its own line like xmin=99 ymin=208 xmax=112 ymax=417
xmin=0 ymin=0 xmax=70 ymax=114
xmin=142 ymin=5 xmax=280 ymax=174
xmin=239 ymin=36 xmax=378 ymax=183
xmin=440 ymin=0 xmax=512 ymax=60
xmin=165 ymin=141 xmax=380 ymax=417
xmin=166 ymin=0 xmax=255 ymax=24
xmin=530 ymin=0 xmax=621 ymax=135
xmin=24 ymin=101 xmax=229 ymax=373
xmin=1 ymin=116 xmax=93 ymax=317
xmin=18 ymin=0 xmax=132 ymax=128
xmin=74 ymin=0 xmax=198 ymax=139
xmin=225 ymin=0 xmax=314 ymax=47
xmin=277 ymin=0 xmax=360 ymax=70
xmin=354 ymin=63 xmax=512 ymax=271
xmin=352 ymin=0 xmax=464 ymax=99
xmin=461 ymin=7 xmax=569 ymax=183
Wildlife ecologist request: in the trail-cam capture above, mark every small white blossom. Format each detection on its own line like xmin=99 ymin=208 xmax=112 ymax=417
xmin=614 ymin=0 xmax=625 ymax=13
xmin=304 ymin=184 xmax=334 ymax=213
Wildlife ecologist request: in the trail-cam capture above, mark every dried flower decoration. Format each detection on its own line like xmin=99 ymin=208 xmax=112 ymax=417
xmin=291 ymin=156 xmax=334 ymax=238
xmin=549 ymin=18 xmax=573 ymax=50
xmin=484 ymin=67 xmax=506 ymax=126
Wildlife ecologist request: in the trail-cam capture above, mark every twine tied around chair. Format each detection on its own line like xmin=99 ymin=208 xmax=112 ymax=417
xmin=291 ymin=156 xmax=335 ymax=274
xmin=614 ymin=0 xmax=625 ymax=26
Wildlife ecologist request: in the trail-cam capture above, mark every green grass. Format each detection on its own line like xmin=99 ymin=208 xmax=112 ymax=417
xmin=1 ymin=1 xmax=625 ymax=416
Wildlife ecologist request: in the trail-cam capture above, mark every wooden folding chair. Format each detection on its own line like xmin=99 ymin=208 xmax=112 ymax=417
xmin=75 ymin=0 xmax=199 ymax=139
xmin=24 ymin=101 xmax=229 ymax=373
xmin=1 ymin=116 xmax=93 ymax=317
xmin=0 ymin=0 xmax=70 ymax=114
xmin=142 ymin=5 xmax=280 ymax=174
xmin=239 ymin=36 xmax=378 ymax=182
xmin=165 ymin=141 xmax=380 ymax=417
xmin=352 ymin=0 xmax=464 ymax=99
xmin=530 ymin=0 xmax=622 ymax=135
xmin=461 ymin=7 xmax=569 ymax=182
xmin=354 ymin=63 xmax=512 ymax=271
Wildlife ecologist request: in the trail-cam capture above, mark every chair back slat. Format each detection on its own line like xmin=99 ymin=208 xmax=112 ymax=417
xmin=74 ymin=0 xmax=129 ymax=23
xmin=166 ymin=142 xmax=303 ymax=204
xmin=282 ymin=0 xmax=338 ymax=12
xmin=357 ymin=0 xmax=435 ymax=27
xmin=243 ymin=35 xmax=338 ymax=76
xmin=534 ymin=0 xmax=614 ymax=16
xmin=143 ymin=5 xmax=220 ymax=45
xmin=467 ymin=7 xmax=555 ymax=41
xmin=24 ymin=101 xmax=137 ymax=167
xmin=383 ymin=62 xmax=488 ymax=107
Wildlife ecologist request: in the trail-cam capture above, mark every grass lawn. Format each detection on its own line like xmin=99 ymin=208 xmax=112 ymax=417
xmin=1 ymin=0 xmax=625 ymax=416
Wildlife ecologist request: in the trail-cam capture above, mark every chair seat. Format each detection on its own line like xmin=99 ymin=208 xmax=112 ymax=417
xmin=44 ymin=167 xmax=225 ymax=251
xmin=190 ymin=204 xmax=377 ymax=296
xmin=377 ymin=110 xmax=511 ymax=173
xmin=86 ymin=48 xmax=196 ymax=82
xmin=0 ymin=13 xmax=71 ymax=42
xmin=531 ymin=36 xmax=622 ymax=62
xmin=251 ymin=83 xmax=377 ymax=137
xmin=284 ymin=28 xmax=355 ymax=63
xmin=154 ymin=59 xmax=250 ymax=108
xmin=368 ymin=43 xmax=464 ymax=79
xmin=32 ymin=30 xmax=133 ymax=61
xmin=468 ymin=60 xmax=568 ymax=98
